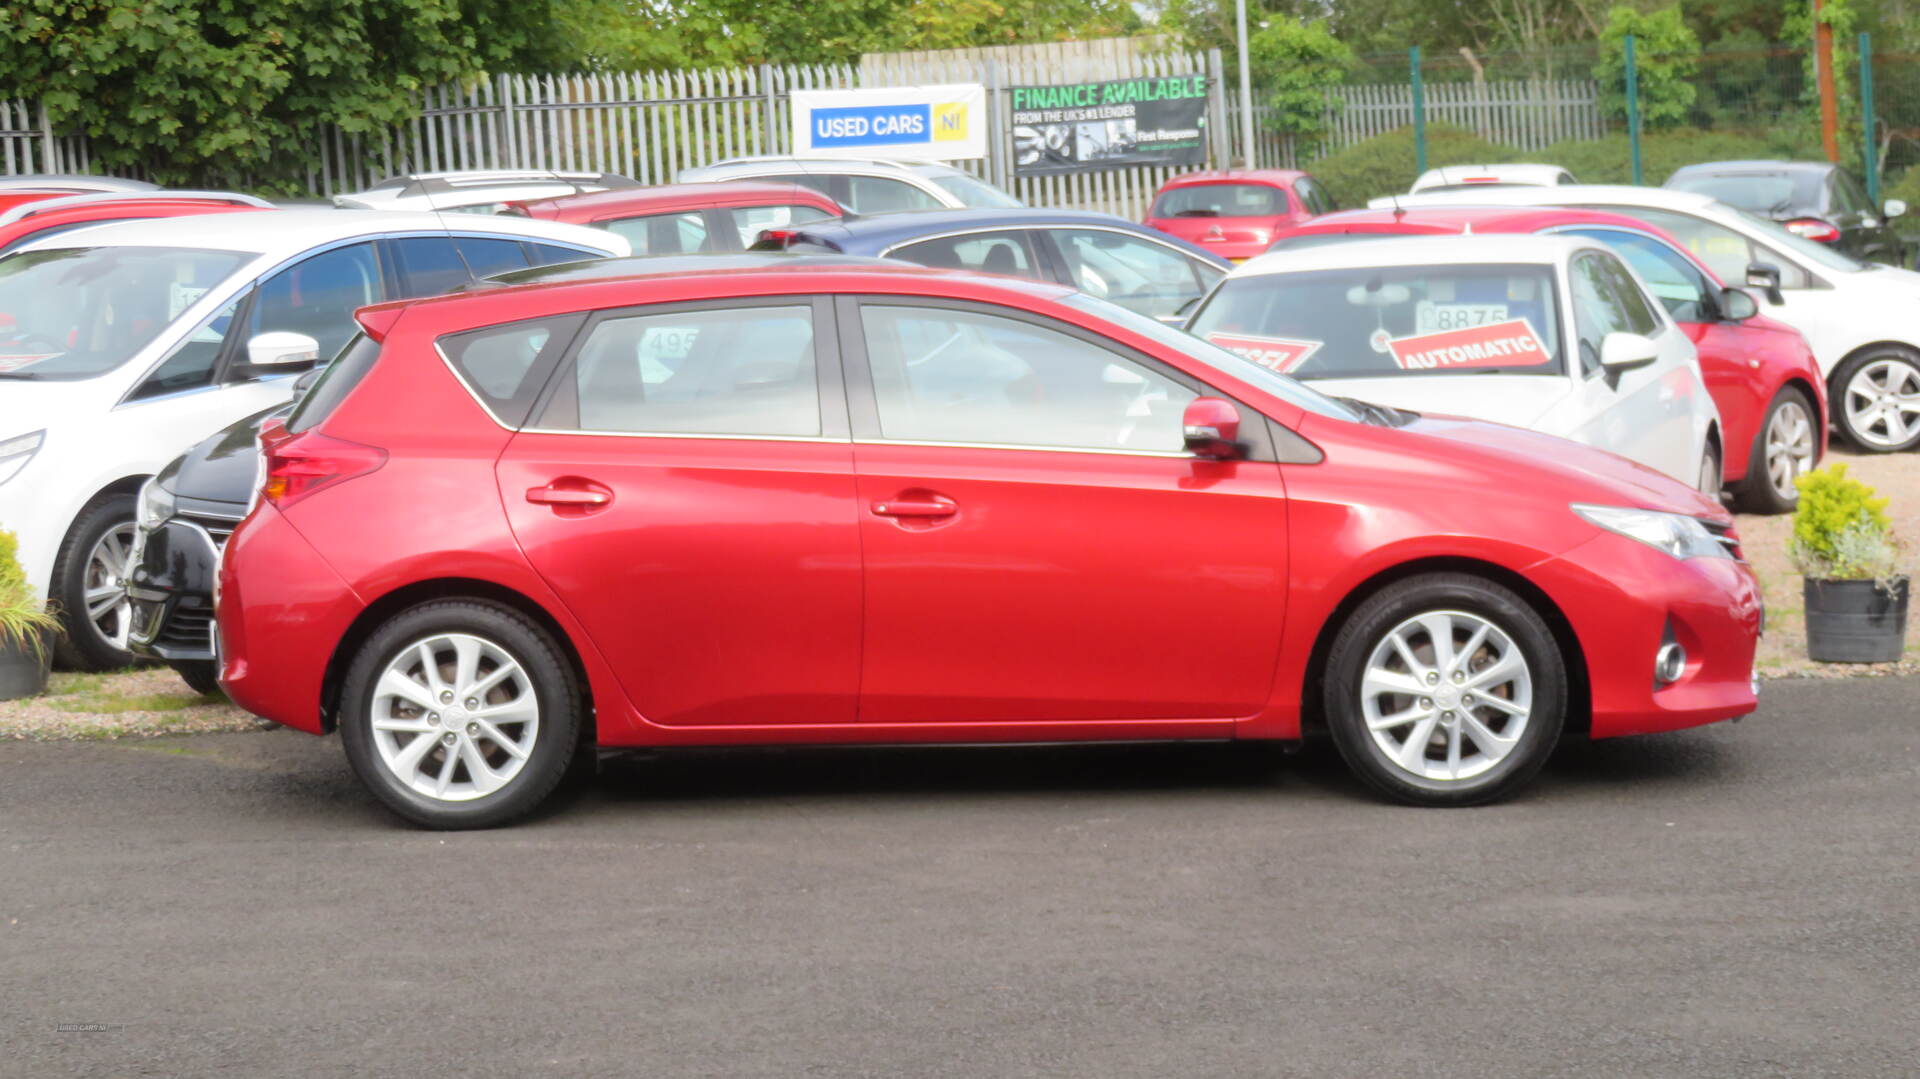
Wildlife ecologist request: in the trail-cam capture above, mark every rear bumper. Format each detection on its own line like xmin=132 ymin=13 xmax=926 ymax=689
xmin=1532 ymin=532 xmax=1763 ymax=738
xmin=216 ymin=504 xmax=364 ymax=734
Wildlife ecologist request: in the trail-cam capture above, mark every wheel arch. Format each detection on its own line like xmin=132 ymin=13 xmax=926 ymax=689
xmin=1827 ymin=339 xmax=1920 ymax=393
xmin=319 ymin=577 xmax=593 ymax=737
xmin=1297 ymin=556 xmax=1592 ymax=739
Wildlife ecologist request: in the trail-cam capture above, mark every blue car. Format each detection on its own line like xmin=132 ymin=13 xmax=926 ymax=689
xmin=750 ymin=207 xmax=1229 ymax=322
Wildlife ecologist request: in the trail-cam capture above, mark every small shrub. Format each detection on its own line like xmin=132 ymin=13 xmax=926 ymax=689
xmin=1525 ymin=127 xmax=1826 ymax=186
xmin=0 ymin=528 xmax=58 ymax=659
xmin=1789 ymin=464 xmax=1905 ymax=586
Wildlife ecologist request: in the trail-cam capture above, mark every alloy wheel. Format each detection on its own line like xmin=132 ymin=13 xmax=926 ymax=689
xmin=82 ymin=523 xmax=137 ymax=652
xmin=1358 ymin=610 xmax=1533 ymax=784
xmin=1843 ymin=358 xmax=1920 ymax=449
xmin=1763 ymin=397 xmax=1817 ymax=500
xmin=369 ymin=633 xmax=541 ymax=802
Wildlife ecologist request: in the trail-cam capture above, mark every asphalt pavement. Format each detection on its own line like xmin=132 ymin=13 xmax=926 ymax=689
xmin=3 ymin=676 xmax=1918 ymax=1078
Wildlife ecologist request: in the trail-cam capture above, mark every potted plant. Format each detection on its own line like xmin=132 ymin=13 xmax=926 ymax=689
xmin=0 ymin=528 xmax=59 ymax=700
xmin=1790 ymin=465 xmax=1910 ymax=663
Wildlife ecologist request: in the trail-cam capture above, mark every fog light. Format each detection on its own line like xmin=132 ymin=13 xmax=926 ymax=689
xmin=1655 ymin=641 xmax=1687 ymax=685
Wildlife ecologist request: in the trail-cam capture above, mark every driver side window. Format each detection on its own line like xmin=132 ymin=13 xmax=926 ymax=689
xmin=1048 ymin=229 xmax=1220 ymax=321
xmin=1614 ymin=207 xmax=1811 ymax=290
xmin=246 ymin=242 xmax=382 ymax=363
xmin=1564 ymin=230 xmax=1712 ymax=324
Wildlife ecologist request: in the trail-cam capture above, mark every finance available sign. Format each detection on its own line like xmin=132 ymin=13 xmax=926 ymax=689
xmin=1012 ymin=76 xmax=1209 ymax=177
xmin=790 ymin=85 xmax=987 ymax=161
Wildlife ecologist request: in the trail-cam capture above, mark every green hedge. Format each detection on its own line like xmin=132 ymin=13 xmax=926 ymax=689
xmin=1308 ymin=125 xmax=1511 ymax=208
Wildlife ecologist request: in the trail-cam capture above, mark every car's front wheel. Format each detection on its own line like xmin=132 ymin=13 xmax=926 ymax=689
xmin=1735 ymin=388 xmax=1818 ymax=514
xmin=339 ymin=600 xmax=584 ymax=829
xmin=1832 ymin=348 xmax=1920 ymax=452
xmin=51 ymin=493 xmax=139 ymax=671
xmin=1324 ymin=574 xmax=1567 ymax=806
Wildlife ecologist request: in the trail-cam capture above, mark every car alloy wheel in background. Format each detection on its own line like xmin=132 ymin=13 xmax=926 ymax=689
xmin=1835 ymin=351 xmax=1920 ymax=453
xmin=340 ymin=600 xmax=584 ymax=829
xmin=1737 ymin=389 xmax=1818 ymax=514
xmin=51 ymin=493 xmax=139 ymax=671
xmin=1325 ymin=573 xmax=1566 ymax=806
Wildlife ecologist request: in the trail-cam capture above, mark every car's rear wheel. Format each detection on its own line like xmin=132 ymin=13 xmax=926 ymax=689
xmin=51 ymin=494 xmax=139 ymax=671
xmin=339 ymin=600 xmax=583 ymax=829
xmin=1832 ymin=348 xmax=1920 ymax=452
xmin=1324 ymin=574 xmax=1566 ymax=807
xmin=1735 ymin=388 xmax=1818 ymax=514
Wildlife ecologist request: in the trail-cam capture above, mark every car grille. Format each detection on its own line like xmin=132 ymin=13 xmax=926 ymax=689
xmin=1705 ymin=521 xmax=1743 ymax=561
xmin=157 ymin=604 xmax=215 ymax=651
xmin=181 ymin=509 xmax=242 ymax=548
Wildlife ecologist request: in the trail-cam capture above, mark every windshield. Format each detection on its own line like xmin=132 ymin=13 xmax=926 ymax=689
xmin=1718 ymin=202 xmax=1865 ymax=273
xmin=1669 ymin=173 xmax=1816 ymax=217
xmin=1060 ymin=292 xmax=1359 ymax=422
xmin=928 ymin=172 xmax=1023 ymax=209
xmin=1186 ymin=263 xmax=1564 ymax=380
xmin=1152 ymin=184 xmax=1286 ymax=218
xmin=0 ymin=245 xmax=250 ymax=379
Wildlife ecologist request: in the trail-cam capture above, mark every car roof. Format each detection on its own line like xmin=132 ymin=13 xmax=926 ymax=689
xmin=1667 ymin=160 xmax=1836 ymax=178
xmin=1279 ymin=204 xmax=1657 ymax=235
xmin=769 ymin=207 xmax=1227 ymax=264
xmin=508 ymin=181 xmax=841 ymax=220
xmin=1412 ymin=163 xmax=1570 ymax=186
xmin=0 ymin=190 xmax=273 ymax=227
xmin=1232 ymin=233 xmax=1587 ymax=276
xmin=1156 ymin=169 xmax=1309 ymax=190
xmin=0 ymin=174 xmax=160 ymax=194
xmin=8 ymin=208 xmax=628 ymax=258
xmin=345 ymin=170 xmax=639 ymax=196
xmin=1374 ymin=184 xmax=1721 ymax=214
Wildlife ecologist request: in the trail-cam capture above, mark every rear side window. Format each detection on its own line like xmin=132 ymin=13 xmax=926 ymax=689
xmin=891 ymin=231 xmax=1040 ymax=277
xmin=536 ymin=305 xmax=819 ymax=437
xmin=438 ymin=315 xmax=579 ymax=426
xmin=287 ymin=333 xmax=382 ymax=434
xmin=600 ymin=211 xmax=711 ymax=255
xmin=389 ymin=237 xmax=471 ymax=297
xmin=527 ymin=243 xmax=595 ymax=267
xmin=454 ymin=237 xmax=531 ymax=279
xmin=729 ymin=204 xmax=835 ymax=246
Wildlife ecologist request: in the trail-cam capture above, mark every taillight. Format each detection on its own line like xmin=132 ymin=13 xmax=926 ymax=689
xmin=1463 ymin=176 xmax=1500 ymax=183
xmin=1784 ymin=218 xmax=1841 ymax=242
xmin=259 ymin=429 xmax=386 ymax=508
xmin=755 ymin=228 xmax=801 ymax=249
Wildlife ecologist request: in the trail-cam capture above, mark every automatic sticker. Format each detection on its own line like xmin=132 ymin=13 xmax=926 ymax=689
xmin=1386 ymin=318 xmax=1552 ymax=371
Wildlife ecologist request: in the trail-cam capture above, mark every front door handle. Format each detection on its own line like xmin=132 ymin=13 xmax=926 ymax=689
xmin=527 ymin=481 xmax=612 ymax=507
xmin=871 ymin=498 xmax=956 ymax=518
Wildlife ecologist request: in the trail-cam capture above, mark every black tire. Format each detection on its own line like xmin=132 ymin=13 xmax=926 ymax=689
xmin=339 ymin=599 xmax=584 ymax=830
xmin=1323 ymin=573 xmax=1567 ymax=807
xmin=1829 ymin=347 xmax=1920 ymax=453
xmin=171 ymin=660 xmax=224 ymax=698
xmin=50 ymin=493 xmax=138 ymax=672
xmin=1734 ymin=388 xmax=1819 ymax=515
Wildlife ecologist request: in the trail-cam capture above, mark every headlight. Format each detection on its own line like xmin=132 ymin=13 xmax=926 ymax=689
xmin=0 ymin=430 xmax=44 ymax=487
xmin=1572 ymin=503 xmax=1731 ymax=560
xmin=137 ymin=476 xmax=178 ymax=532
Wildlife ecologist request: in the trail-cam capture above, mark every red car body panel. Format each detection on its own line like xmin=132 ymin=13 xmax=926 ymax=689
xmin=1266 ymin=207 xmax=1829 ymax=485
xmin=217 ymin=264 xmax=1760 ymax=750
xmin=0 ymin=198 xmax=264 ymax=253
xmin=1147 ymin=170 xmax=1320 ymax=261
xmin=505 ymin=181 xmax=842 ymax=228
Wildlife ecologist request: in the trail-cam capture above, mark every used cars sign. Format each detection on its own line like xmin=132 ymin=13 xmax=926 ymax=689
xmin=791 ymin=85 xmax=987 ymax=161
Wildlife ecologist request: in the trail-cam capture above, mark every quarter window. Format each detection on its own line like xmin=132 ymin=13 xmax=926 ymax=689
xmin=601 ymin=211 xmax=712 ymax=255
xmin=538 ymin=305 xmax=819 ymax=437
xmin=454 ymin=237 xmax=532 ymax=280
xmin=845 ymin=177 xmax=944 ymax=215
xmin=860 ymin=304 xmax=1197 ymax=452
xmin=1049 ymin=229 xmax=1219 ymax=321
xmin=388 ymin=237 xmax=471 ymax=298
xmin=129 ymin=299 xmax=239 ymax=400
xmin=439 ymin=317 xmax=573 ymax=425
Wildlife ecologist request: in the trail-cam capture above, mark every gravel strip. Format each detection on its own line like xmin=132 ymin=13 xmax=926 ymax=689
xmin=0 ymin=667 xmax=264 ymax=741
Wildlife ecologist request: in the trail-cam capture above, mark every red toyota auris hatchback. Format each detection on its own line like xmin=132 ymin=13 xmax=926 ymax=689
xmin=217 ymin=256 xmax=1763 ymax=828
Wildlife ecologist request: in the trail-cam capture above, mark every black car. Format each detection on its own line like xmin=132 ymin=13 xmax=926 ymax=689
xmin=1664 ymin=160 xmax=1910 ymax=266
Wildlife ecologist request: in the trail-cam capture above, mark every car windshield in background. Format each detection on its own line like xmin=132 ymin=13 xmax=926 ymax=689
xmin=1667 ymin=173 xmax=1814 ymax=217
xmin=1719 ymin=202 xmax=1866 ymax=273
xmin=1059 ymin=292 xmax=1360 ymax=423
xmin=1153 ymin=184 xmax=1285 ymax=218
xmin=1187 ymin=263 xmax=1564 ymax=381
xmin=0 ymin=246 xmax=250 ymax=380
xmin=928 ymin=173 xmax=1023 ymax=209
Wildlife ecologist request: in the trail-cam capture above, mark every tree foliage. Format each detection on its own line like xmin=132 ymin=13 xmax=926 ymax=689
xmin=1246 ymin=18 xmax=1353 ymax=137
xmin=1595 ymin=4 xmax=1700 ymax=129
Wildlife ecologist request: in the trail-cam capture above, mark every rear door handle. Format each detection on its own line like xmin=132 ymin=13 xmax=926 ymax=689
xmin=871 ymin=499 xmax=956 ymax=518
xmin=527 ymin=482 xmax=612 ymax=507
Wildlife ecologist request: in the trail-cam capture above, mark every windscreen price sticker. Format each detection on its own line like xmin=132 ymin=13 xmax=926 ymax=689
xmin=1205 ymin=332 xmax=1321 ymax=373
xmin=1387 ymin=318 xmax=1551 ymax=371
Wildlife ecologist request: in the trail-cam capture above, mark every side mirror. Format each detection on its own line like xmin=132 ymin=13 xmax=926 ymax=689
xmin=1885 ymin=198 xmax=1908 ymax=220
xmin=1600 ymin=332 xmax=1658 ymax=373
xmin=1720 ymin=287 xmax=1758 ymax=321
xmin=247 ymin=331 xmax=320 ymax=369
xmin=1182 ymin=396 xmax=1242 ymax=460
xmin=1745 ymin=262 xmax=1785 ymax=306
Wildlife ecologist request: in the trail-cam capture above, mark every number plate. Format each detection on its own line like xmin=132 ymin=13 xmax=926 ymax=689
xmin=1415 ymin=302 xmax=1508 ymax=333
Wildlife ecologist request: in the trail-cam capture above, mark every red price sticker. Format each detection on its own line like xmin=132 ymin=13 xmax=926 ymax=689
xmin=1387 ymin=318 xmax=1551 ymax=371
xmin=1205 ymin=332 xmax=1322 ymax=373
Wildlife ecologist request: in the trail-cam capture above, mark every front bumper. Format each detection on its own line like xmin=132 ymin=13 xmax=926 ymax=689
xmin=1532 ymin=531 xmax=1763 ymax=738
xmin=127 ymin=516 xmax=226 ymax=663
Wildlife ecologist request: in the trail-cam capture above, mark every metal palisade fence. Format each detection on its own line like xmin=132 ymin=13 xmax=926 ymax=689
xmin=0 ymin=98 xmax=91 ymax=175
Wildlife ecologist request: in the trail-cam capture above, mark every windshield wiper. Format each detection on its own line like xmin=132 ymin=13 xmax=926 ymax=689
xmin=0 ymin=371 xmax=42 ymax=380
xmin=1337 ymin=396 xmax=1414 ymax=427
xmin=1172 ymin=209 xmax=1220 ymax=218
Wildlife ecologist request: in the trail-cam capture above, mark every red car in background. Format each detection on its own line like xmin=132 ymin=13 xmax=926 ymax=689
xmin=0 ymin=190 xmax=271 ymax=257
xmin=503 ymin=181 xmax=841 ymax=255
xmin=1145 ymin=169 xmax=1337 ymax=261
xmin=216 ymin=257 xmax=1761 ymax=828
xmin=1266 ymin=206 xmax=1828 ymax=513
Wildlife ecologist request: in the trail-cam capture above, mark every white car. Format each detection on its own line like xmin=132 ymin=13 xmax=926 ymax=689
xmin=1185 ymin=234 xmax=1722 ymax=489
xmin=0 ymin=210 xmax=627 ymax=669
xmin=1408 ymin=164 xmax=1578 ymax=194
xmin=1372 ymin=183 xmax=1920 ymax=452
xmin=333 ymin=170 xmax=639 ymax=213
xmin=677 ymin=156 xmax=1022 ymax=215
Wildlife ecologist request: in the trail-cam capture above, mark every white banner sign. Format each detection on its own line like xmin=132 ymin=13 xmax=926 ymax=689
xmin=790 ymin=84 xmax=987 ymax=161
